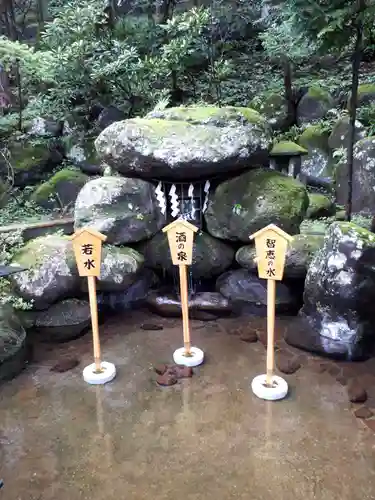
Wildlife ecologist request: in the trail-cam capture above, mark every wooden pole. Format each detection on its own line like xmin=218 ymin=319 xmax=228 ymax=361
xmin=179 ymin=264 xmax=191 ymax=355
xmin=266 ymin=279 xmax=276 ymax=387
xmin=87 ymin=275 xmax=102 ymax=372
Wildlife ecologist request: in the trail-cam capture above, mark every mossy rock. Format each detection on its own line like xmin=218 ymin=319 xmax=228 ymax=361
xmin=31 ymin=168 xmax=89 ymax=209
xmin=204 ymin=168 xmax=309 ymax=242
xmin=250 ymin=93 xmax=287 ymax=129
xmin=328 ymin=117 xmax=366 ymax=150
xmin=139 ymin=230 xmax=234 ymax=279
xmin=348 ymin=83 xmax=375 ymax=108
xmin=298 ymin=125 xmax=329 ymax=151
xmin=236 ymin=233 xmax=324 ymax=280
xmin=10 ymin=234 xmax=79 ymax=310
xmin=96 ymin=109 xmax=272 ymax=181
xmin=298 ymin=125 xmax=334 ymax=179
xmin=300 ymin=218 xmax=333 ymax=236
xmin=297 ymin=86 xmax=334 ymax=126
xmin=2 ymin=141 xmax=63 ymax=188
xmin=271 ymin=141 xmax=307 ymax=156
xmin=306 ymin=193 xmax=335 ymax=219
xmin=146 ymin=105 xmax=266 ymax=126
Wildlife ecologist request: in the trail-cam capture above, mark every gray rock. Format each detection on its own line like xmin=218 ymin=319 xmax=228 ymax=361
xmin=286 ymin=222 xmax=375 ymax=360
xmin=204 ymin=169 xmax=309 ymax=242
xmin=82 ymin=245 xmax=144 ymax=292
xmin=0 ymin=305 xmax=28 ymax=381
xmin=216 ymin=269 xmax=297 ymax=313
xmin=31 ymin=168 xmax=89 ymax=210
xmin=74 ymin=176 xmax=166 ymax=244
xmin=98 ymin=269 xmax=159 ymax=311
xmin=236 ymin=233 xmax=324 ymax=280
xmin=10 ymin=235 xmax=79 ymax=310
xmin=328 ymin=117 xmax=366 ymax=150
xmin=95 ymin=106 xmax=272 ymax=181
xmin=298 ymin=125 xmax=333 ymax=180
xmin=35 ymin=298 xmax=90 ymax=342
xmin=306 ymin=193 xmax=335 ymax=219
xmin=335 ymin=137 xmax=375 ymax=214
xmin=27 ymin=117 xmax=63 ymax=137
xmin=296 ymin=87 xmax=334 ymax=126
xmin=96 ymin=105 xmax=127 ymax=131
xmin=139 ymin=230 xmax=234 ymax=279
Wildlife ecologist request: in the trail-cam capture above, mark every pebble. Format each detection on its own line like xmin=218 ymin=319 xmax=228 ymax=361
xmin=50 ymin=358 xmax=80 ymax=373
xmin=239 ymin=330 xmax=258 ymax=343
xmin=276 ymin=352 xmax=301 ymax=374
xmin=156 ymin=372 xmax=177 ymax=386
xmin=347 ymin=379 xmax=367 ymax=403
xmin=141 ymin=323 xmax=163 ymax=331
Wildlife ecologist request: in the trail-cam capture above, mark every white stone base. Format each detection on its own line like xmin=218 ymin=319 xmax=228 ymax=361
xmin=83 ymin=361 xmax=116 ymax=385
xmin=173 ymin=347 xmax=204 ymax=367
xmin=251 ymin=374 xmax=288 ymax=401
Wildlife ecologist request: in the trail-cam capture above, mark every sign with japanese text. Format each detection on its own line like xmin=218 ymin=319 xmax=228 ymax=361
xmin=70 ymin=228 xmax=107 ymax=277
xmin=249 ymin=224 xmax=293 ymax=281
xmin=162 ymin=219 xmax=198 ymax=266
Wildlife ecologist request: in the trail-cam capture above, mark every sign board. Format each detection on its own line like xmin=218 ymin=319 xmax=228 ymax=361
xmin=162 ymin=219 xmax=198 ymax=266
xmin=250 ymin=224 xmax=293 ymax=281
xmin=70 ymin=228 xmax=107 ymax=277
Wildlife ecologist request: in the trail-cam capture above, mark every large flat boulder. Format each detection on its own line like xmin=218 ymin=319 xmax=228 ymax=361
xmin=95 ymin=106 xmax=272 ymax=181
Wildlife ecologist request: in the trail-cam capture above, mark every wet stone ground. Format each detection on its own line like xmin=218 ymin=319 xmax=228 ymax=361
xmin=1 ymin=311 xmax=375 ymax=499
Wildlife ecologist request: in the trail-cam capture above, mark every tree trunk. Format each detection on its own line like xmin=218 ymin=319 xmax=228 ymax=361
xmin=346 ymin=2 xmax=364 ymax=222
xmin=282 ymin=56 xmax=295 ymax=128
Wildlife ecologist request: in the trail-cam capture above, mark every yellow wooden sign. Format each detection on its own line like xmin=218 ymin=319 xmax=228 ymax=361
xmin=162 ymin=219 xmax=198 ymax=266
xmin=70 ymin=228 xmax=107 ymax=278
xmin=249 ymin=224 xmax=293 ymax=281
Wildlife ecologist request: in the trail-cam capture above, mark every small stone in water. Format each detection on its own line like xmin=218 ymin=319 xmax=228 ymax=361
xmin=50 ymin=358 xmax=80 ymax=373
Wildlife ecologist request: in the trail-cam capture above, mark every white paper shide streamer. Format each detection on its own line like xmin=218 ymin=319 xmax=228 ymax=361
xmin=169 ymin=184 xmax=180 ymax=218
xmin=155 ymin=181 xmax=166 ymax=215
xmin=202 ymin=180 xmax=210 ymax=213
xmin=188 ymin=183 xmax=196 ymax=220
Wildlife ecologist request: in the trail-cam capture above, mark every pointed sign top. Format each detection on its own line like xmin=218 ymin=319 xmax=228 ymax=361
xmin=249 ymin=224 xmax=293 ymax=243
xmin=162 ymin=219 xmax=199 ymax=234
xmin=69 ymin=227 xmax=107 ymax=242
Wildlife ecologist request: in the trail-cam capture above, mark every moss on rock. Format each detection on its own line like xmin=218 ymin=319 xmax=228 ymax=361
xmin=146 ymin=105 xmax=266 ymax=125
xmin=236 ymin=233 xmax=324 ymax=279
xmin=306 ymin=86 xmax=332 ymax=104
xmin=205 ymin=168 xmax=309 ymax=242
xmin=31 ymin=168 xmax=88 ymax=208
xmin=306 ymin=193 xmax=335 ymax=219
xmin=271 ymin=140 xmax=307 ymax=156
xmin=298 ymin=125 xmax=329 ymax=151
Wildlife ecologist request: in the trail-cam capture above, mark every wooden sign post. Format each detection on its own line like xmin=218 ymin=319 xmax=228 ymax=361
xmin=249 ymin=224 xmax=293 ymax=401
xmin=70 ymin=228 xmax=116 ymax=385
xmin=162 ymin=219 xmax=204 ymax=367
